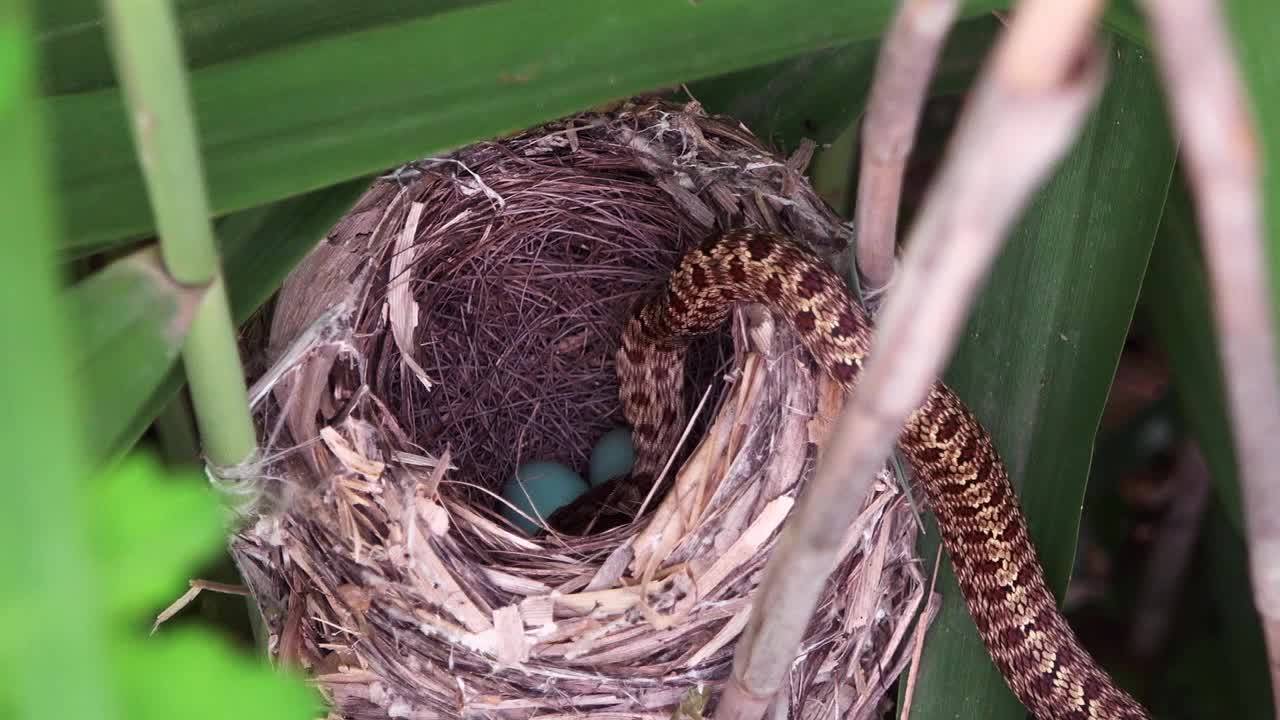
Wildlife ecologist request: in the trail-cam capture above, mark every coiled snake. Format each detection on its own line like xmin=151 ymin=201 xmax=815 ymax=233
xmin=549 ymin=230 xmax=1149 ymax=720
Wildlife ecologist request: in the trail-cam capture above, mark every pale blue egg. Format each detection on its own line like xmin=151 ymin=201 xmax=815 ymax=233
xmin=589 ymin=427 xmax=635 ymax=486
xmin=501 ymin=461 xmax=589 ymax=535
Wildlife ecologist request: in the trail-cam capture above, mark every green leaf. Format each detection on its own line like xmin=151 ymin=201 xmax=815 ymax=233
xmin=689 ymin=15 xmax=1001 ymax=154
xmin=77 ymin=180 xmax=367 ymax=466
xmin=91 ymin=456 xmax=227 ymax=619
xmin=219 ymin=177 xmax=371 ymax=321
xmin=113 ymin=629 xmax=320 ymax=720
xmin=688 ymin=39 xmax=882 ymax=153
xmin=907 ymin=38 xmax=1177 ymax=717
xmin=51 ymin=0 xmax=1019 ymax=254
xmin=35 ymin=0 xmax=481 ymax=96
xmin=68 ymin=249 xmax=203 ymax=464
xmin=0 ymin=4 xmax=117 ymax=719
xmin=1144 ymin=500 xmax=1272 ymax=717
xmin=1141 ymin=175 xmax=1244 ymax=532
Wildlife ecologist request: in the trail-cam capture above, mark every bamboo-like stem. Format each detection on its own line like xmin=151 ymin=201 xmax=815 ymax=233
xmin=1137 ymin=0 xmax=1280 ymax=702
xmin=102 ymin=0 xmax=257 ymax=466
xmin=854 ymin=0 xmax=960 ymax=292
xmin=717 ymin=2 xmax=1108 ymax=717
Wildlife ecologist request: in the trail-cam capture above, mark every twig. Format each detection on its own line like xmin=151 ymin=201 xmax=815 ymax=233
xmin=716 ymin=2 xmax=1108 ymax=718
xmin=899 ymin=545 xmax=944 ymax=720
xmin=1137 ymin=0 xmax=1280 ymax=700
xmin=854 ymin=0 xmax=961 ymax=292
xmin=152 ymin=579 xmax=252 ymax=634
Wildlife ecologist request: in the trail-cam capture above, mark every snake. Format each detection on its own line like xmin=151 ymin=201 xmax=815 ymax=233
xmin=548 ymin=229 xmax=1150 ymax=720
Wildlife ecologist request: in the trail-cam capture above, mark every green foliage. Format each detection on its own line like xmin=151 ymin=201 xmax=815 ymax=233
xmin=1150 ymin=502 xmax=1274 ymax=719
xmin=46 ymin=0 xmax=1011 ymax=253
xmin=3 ymin=456 xmax=321 ymax=720
xmin=69 ymin=250 xmax=202 ymax=464
xmin=2 ymin=4 xmax=320 ymax=718
xmin=1143 ymin=176 xmax=1245 ymax=531
xmin=112 ymin=628 xmax=318 ymax=720
xmin=91 ymin=457 xmax=228 ymax=619
xmin=688 ymin=15 xmax=1001 ymax=154
xmin=72 ymin=179 xmax=369 ymax=467
xmin=0 ymin=4 xmax=114 ymax=717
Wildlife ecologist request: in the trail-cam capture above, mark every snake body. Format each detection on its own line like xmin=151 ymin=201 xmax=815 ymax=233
xmin=550 ymin=229 xmax=1149 ymax=720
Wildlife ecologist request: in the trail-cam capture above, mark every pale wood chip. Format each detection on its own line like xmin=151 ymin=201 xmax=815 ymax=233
xmin=493 ymin=605 xmax=529 ymax=665
xmin=321 ymin=426 xmax=386 ymax=480
xmin=408 ymin=527 xmax=492 ymax=632
xmin=695 ymin=496 xmax=793 ymax=599
xmin=683 ymin=602 xmax=752 ymax=667
xmin=518 ymin=595 xmax=556 ymax=628
xmin=482 ymin=567 xmax=552 ymax=596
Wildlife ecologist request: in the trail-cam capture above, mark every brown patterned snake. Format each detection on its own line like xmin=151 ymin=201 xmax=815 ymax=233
xmin=549 ymin=229 xmax=1150 ymax=720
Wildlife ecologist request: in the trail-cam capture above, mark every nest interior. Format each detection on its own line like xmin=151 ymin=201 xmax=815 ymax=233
xmin=234 ymin=100 xmax=925 ymax=720
xmin=373 ymin=137 xmax=734 ymax=498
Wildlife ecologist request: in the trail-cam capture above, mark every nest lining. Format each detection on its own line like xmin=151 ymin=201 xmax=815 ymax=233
xmin=232 ymin=99 xmax=926 ymax=720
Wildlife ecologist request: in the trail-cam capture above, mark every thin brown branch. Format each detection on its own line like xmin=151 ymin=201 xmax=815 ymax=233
xmin=899 ymin=544 xmax=944 ymax=720
xmin=854 ymin=0 xmax=961 ymax=291
xmin=717 ymin=2 xmax=1108 ymax=717
xmin=1138 ymin=0 xmax=1280 ymax=701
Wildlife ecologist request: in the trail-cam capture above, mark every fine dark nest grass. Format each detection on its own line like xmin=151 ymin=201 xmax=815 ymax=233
xmin=231 ymin=99 xmax=925 ymax=720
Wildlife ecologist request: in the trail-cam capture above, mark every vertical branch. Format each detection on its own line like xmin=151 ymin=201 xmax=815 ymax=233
xmin=854 ymin=0 xmax=960 ymax=292
xmin=1138 ymin=0 xmax=1280 ymax=702
xmin=717 ymin=2 xmax=1108 ymax=718
xmin=102 ymin=0 xmax=258 ymax=467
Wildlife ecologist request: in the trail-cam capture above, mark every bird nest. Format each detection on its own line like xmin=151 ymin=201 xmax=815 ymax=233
xmin=229 ymin=99 xmax=928 ymax=720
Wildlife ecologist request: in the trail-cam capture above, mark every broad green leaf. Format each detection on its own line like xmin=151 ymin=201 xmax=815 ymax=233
xmin=35 ymin=0 xmax=481 ymax=95
xmin=688 ymin=39 xmax=882 ymax=153
xmin=908 ymin=38 xmax=1176 ymax=718
xmin=1141 ymin=175 xmax=1244 ymax=532
xmin=0 ymin=4 xmax=114 ymax=718
xmin=50 ymin=0 xmax=1017 ymax=254
xmin=690 ymin=15 xmax=1000 ymax=154
xmin=1104 ymin=0 xmax=1152 ymax=47
xmin=68 ymin=249 xmax=203 ymax=464
xmin=114 ymin=629 xmax=320 ymax=720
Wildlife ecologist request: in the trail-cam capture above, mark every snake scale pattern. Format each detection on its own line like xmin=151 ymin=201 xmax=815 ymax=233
xmin=549 ymin=229 xmax=1150 ymax=720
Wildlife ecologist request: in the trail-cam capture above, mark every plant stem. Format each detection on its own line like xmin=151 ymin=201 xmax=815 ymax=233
xmin=854 ymin=0 xmax=960 ymax=292
xmin=184 ymin=277 xmax=257 ymax=464
xmin=102 ymin=0 xmax=256 ymax=466
xmin=1139 ymin=0 xmax=1280 ymax=703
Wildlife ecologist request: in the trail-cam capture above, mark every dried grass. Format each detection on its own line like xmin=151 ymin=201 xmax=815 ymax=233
xmin=231 ymin=99 xmax=924 ymax=720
